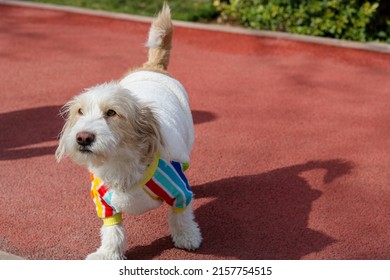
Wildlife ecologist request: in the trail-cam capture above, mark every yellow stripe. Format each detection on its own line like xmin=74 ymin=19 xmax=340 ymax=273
xmin=139 ymin=153 xmax=160 ymax=187
xmin=143 ymin=187 xmax=161 ymax=200
xmin=102 ymin=213 xmax=123 ymax=226
xmin=92 ymin=177 xmax=104 ymax=218
xmin=172 ymin=207 xmax=186 ymax=214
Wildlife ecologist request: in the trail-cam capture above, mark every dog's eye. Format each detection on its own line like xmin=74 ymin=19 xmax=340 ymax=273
xmin=78 ymin=108 xmax=83 ymax=115
xmin=106 ymin=109 xmax=117 ymax=117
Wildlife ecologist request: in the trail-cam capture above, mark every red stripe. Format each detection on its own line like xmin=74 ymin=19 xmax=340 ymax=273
xmin=98 ymin=185 xmax=108 ymax=197
xmin=145 ymin=179 xmax=175 ymax=206
xmin=97 ymin=185 xmax=113 ymax=217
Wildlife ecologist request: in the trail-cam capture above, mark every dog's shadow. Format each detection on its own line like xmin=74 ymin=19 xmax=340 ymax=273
xmin=0 ymin=107 xmax=216 ymax=160
xmin=125 ymin=159 xmax=354 ymax=259
xmin=192 ymin=110 xmax=217 ymax=125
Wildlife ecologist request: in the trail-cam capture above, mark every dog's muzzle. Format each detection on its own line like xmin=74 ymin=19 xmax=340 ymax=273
xmin=76 ymin=131 xmax=95 ymax=153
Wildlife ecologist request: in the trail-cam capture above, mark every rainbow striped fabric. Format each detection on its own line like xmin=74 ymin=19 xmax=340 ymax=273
xmin=142 ymin=156 xmax=192 ymax=213
xmin=90 ymin=154 xmax=192 ymax=226
xmin=90 ymin=174 xmax=122 ymax=226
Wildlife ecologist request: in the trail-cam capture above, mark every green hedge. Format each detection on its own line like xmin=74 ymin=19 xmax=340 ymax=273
xmin=214 ymin=0 xmax=390 ymax=42
xmin=23 ymin=0 xmax=218 ymax=22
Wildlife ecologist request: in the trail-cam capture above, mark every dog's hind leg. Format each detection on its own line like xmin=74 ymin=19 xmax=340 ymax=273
xmin=168 ymin=203 xmax=202 ymax=250
xmin=86 ymin=224 xmax=126 ymax=260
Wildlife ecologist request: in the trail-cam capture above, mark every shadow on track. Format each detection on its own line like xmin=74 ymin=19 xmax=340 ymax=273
xmin=125 ymin=159 xmax=354 ymax=259
xmin=0 ymin=106 xmax=62 ymax=160
xmin=0 ymin=107 xmax=217 ymax=160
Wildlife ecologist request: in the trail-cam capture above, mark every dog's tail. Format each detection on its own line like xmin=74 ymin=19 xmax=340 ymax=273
xmin=143 ymin=3 xmax=173 ymax=71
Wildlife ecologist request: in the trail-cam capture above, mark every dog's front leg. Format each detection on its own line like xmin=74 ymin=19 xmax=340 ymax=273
xmin=86 ymin=223 xmax=126 ymax=260
xmin=168 ymin=204 xmax=202 ymax=251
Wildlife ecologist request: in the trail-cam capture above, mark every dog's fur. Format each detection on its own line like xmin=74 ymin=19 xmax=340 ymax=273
xmin=56 ymin=4 xmax=202 ymax=260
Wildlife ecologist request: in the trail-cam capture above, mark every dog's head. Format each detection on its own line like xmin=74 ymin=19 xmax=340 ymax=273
xmin=56 ymin=82 xmax=162 ymax=167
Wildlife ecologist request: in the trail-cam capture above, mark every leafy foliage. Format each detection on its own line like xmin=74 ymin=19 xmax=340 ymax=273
xmin=214 ymin=0 xmax=389 ymax=42
xmin=23 ymin=0 xmax=218 ymax=22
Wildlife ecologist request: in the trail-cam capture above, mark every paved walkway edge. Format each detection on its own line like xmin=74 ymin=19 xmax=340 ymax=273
xmin=2 ymin=0 xmax=390 ymax=54
xmin=0 ymin=251 xmax=24 ymax=260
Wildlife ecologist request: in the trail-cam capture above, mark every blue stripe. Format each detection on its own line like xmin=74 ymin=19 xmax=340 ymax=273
xmin=166 ymin=161 xmax=192 ymax=207
xmin=157 ymin=160 xmax=186 ymax=189
xmin=103 ymin=191 xmax=113 ymax=205
xmin=171 ymin=161 xmax=191 ymax=192
xmin=155 ymin=159 xmax=192 ymax=208
xmin=153 ymin=169 xmax=184 ymax=208
xmin=103 ymin=190 xmax=118 ymax=213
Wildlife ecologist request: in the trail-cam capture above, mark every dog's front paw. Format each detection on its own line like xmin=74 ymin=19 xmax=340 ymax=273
xmin=86 ymin=250 xmax=125 ymax=260
xmin=172 ymin=223 xmax=202 ymax=251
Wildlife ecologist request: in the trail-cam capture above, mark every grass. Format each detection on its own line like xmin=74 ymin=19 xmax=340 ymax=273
xmin=21 ymin=0 xmax=218 ymax=22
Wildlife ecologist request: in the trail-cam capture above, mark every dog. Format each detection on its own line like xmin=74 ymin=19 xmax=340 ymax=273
xmin=56 ymin=3 xmax=202 ymax=260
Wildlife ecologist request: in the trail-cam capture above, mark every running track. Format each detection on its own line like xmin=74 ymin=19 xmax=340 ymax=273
xmin=1 ymin=4 xmax=390 ymax=260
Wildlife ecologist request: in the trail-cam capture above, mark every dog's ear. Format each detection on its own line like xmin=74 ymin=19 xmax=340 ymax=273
xmin=55 ymin=100 xmax=78 ymax=162
xmin=134 ymin=106 xmax=163 ymax=164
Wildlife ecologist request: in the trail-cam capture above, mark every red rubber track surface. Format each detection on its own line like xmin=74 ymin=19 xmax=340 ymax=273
xmin=1 ymin=5 xmax=390 ymax=260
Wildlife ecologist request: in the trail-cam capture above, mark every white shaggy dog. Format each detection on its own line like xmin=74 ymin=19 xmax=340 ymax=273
xmin=56 ymin=4 xmax=202 ymax=260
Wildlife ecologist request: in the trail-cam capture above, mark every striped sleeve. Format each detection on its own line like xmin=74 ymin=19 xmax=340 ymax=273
xmin=144 ymin=159 xmax=192 ymax=212
xmin=90 ymin=173 xmax=122 ymax=225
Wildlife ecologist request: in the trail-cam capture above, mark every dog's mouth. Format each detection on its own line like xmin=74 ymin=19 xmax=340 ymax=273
xmin=78 ymin=146 xmax=93 ymax=154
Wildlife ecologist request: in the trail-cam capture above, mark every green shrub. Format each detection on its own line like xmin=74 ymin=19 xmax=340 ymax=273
xmin=214 ymin=0 xmax=387 ymax=42
xmin=24 ymin=0 xmax=218 ymax=22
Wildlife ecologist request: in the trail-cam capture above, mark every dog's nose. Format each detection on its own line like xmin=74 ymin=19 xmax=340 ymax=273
xmin=76 ymin=131 xmax=95 ymax=146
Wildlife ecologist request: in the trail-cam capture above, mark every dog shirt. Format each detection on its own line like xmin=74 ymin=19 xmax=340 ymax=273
xmin=120 ymin=71 xmax=194 ymax=164
xmin=90 ymin=154 xmax=192 ymax=226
